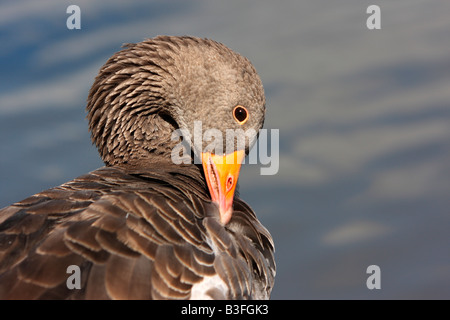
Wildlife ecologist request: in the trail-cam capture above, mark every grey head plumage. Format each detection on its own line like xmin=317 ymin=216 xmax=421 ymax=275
xmin=87 ymin=35 xmax=266 ymax=167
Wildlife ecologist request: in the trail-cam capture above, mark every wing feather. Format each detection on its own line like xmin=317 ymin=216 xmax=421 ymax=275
xmin=0 ymin=165 xmax=275 ymax=299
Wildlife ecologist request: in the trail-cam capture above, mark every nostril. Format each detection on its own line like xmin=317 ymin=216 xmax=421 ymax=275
xmin=226 ymin=175 xmax=234 ymax=193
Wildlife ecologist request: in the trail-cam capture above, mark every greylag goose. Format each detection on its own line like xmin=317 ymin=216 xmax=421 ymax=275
xmin=0 ymin=35 xmax=275 ymax=300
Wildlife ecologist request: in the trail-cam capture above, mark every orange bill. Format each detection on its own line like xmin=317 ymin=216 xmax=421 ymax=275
xmin=201 ymin=150 xmax=245 ymax=225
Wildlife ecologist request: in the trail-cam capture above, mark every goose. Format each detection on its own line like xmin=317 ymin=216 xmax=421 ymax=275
xmin=0 ymin=35 xmax=275 ymax=300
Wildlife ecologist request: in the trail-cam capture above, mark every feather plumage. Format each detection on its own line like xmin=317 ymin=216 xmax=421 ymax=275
xmin=0 ymin=36 xmax=275 ymax=300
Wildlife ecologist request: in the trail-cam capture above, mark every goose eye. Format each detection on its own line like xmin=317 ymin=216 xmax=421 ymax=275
xmin=233 ymin=105 xmax=249 ymax=125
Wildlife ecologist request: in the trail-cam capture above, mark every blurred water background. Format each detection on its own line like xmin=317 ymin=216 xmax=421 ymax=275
xmin=0 ymin=0 xmax=449 ymax=299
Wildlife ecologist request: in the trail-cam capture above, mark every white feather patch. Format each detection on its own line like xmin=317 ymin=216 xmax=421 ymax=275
xmin=190 ymin=274 xmax=229 ymax=300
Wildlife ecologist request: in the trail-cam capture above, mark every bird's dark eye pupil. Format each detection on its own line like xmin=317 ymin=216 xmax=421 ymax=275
xmin=233 ymin=106 xmax=249 ymax=124
xmin=235 ymin=108 xmax=246 ymax=120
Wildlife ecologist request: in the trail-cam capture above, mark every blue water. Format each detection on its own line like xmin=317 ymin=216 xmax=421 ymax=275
xmin=1 ymin=0 xmax=449 ymax=299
